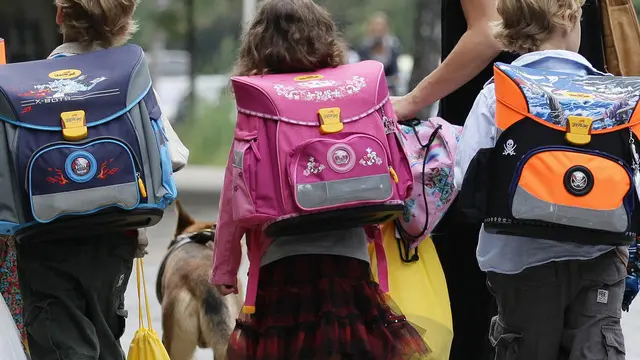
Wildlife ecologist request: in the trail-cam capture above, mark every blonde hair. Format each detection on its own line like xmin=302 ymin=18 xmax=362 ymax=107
xmin=233 ymin=0 xmax=346 ymax=77
xmin=55 ymin=0 xmax=139 ymax=48
xmin=493 ymin=0 xmax=585 ymax=53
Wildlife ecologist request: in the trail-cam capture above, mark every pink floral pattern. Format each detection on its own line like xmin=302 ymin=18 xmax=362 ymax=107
xmin=274 ymin=76 xmax=367 ymax=102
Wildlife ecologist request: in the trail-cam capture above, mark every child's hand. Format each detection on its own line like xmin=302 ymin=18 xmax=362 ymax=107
xmin=215 ymin=284 xmax=238 ymax=296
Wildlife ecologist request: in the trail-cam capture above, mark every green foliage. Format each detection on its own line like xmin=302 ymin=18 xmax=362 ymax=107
xmin=174 ymin=93 xmax=237 ymax=166
xmin=132 ymin=0 xmax=417 ymax=74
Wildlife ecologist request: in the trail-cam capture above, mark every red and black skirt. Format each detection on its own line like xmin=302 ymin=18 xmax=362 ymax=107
xmin=227 ymin=255 xmax=429 ymax=360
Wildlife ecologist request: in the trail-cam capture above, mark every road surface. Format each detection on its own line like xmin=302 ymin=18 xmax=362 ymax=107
xmin=120 ymin=199 xmax=640 ymax=359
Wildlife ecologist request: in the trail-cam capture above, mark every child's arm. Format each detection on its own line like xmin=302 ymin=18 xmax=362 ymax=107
xmin=152 ymin=89 xmax=190 ymax=172
xmin=454 ymin=84 xmax=497 ymax=190
xmin=210 ymin=149 xmax=244 ymax=290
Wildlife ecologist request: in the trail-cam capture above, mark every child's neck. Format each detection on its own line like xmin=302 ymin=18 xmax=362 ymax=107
xmin=537 ymin=34 xmax=572 ymax=52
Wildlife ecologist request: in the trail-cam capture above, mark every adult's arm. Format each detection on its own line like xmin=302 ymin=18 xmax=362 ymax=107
xmin=396 ymin=0 xmax=503 ymax=119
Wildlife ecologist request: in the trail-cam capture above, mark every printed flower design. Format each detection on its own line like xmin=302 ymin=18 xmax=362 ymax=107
xmin=303 ymin=157 xmax=326 ymax=176
xmin=402 ymin=199 xmax=417 ymax=223
xmin=359 ymin=148 xmax=383 ymax=166
xmin=274 ymin=76 xmax=367 ymax=102
xmin=424 ymin=168 xmax=455 ymax=209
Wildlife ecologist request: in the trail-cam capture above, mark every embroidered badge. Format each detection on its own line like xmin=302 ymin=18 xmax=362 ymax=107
xmin=503 ymin=139 xmax=517 ymax=156
xmin=327 ymin=144 xmax=356 ymax=173
xmin=303 ymin=157 xmax=326 ymax=176
xmin=360 ymin=148 xmax=383 ymax=166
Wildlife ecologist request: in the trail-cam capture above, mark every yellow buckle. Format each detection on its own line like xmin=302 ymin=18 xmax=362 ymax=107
xmin=565 ymin=116 xmax=593 ymax=146
xmin=318 ymin=108 xmax=343 ymax=134
xmin=60 ymin=110 xmax=88 ymax=141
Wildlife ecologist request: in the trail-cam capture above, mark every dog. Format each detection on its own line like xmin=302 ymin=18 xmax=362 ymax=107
xmin=156 ymin=199 xmax=243 ymax=360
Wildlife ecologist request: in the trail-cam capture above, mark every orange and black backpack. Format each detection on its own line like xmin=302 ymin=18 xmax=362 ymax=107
xmin=459 ymin=62 xmax=640 ymax=246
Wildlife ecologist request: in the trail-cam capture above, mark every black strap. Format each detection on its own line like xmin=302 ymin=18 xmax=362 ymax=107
xmin=394 ymin=119 xmax=443 ymax=263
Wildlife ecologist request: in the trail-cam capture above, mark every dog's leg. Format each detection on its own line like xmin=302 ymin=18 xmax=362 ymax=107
xmin=162 ymin=290 xmax=200 ymax=360
xmin=211 ymin=335 xmax=229 ymax=360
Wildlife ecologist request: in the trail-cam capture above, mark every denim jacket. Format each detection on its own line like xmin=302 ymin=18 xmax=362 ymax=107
xmin=453 ymin=50 xmax=622 ymax=274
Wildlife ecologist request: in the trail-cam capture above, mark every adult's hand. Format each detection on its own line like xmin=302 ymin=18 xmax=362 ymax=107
xmin=391 ymin=95 xmax=418 ymax=121
xmin=215 ymin=284 xmax=239 ymax=296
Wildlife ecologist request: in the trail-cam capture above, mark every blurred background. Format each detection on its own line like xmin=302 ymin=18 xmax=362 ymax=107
xmin=0 ymin=0 xmax=443 ymax=166
xmin=3 ymin=0 xmax=640 ymax=167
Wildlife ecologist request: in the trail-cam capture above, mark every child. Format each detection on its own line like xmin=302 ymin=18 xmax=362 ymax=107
xmin=15 ymin=1 xmax=188 ymax=359
xmin=455 ymin=0 xmax=627 ymax=358
xmin=211 ymin=1 xmax=429 ymax=359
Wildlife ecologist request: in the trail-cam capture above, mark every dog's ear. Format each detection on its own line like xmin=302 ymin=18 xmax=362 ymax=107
xmin=175 ymin=199 xmax=196 ymax=238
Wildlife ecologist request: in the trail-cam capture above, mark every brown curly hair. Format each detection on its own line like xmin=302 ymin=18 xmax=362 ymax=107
xmin=233 ymin=0 xmax=346 ymax=77
xmin=55 ymin=0 xmax=139 ymax=49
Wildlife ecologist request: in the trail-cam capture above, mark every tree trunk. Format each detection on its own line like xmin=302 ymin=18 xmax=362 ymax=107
xmin=0 ymin=0 xmax=61 ymax=62
xmin=408 ymin=0 xmax=442 ymax=119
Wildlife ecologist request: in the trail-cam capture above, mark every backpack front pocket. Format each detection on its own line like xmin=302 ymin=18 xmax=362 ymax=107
xmin=509 ymin=146 xmax=633 ymax=233
xmin=289 ymin=134 xmax=394 ymax=211
xmin=26 ymin=138 xmax=143 ymax=222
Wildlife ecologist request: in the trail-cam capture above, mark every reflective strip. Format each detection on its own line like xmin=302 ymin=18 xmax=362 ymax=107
xmin=511 ymin=185 xmax=628 ymax=232
xmin=32 ymin=182 xmax=139 ymax=222
xmin=296 ymin=174 xmax=392 ymax=210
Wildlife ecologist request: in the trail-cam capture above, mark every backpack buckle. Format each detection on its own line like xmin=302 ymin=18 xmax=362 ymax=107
xmin=60 ymin=110 xmax=88 ymax=141
xmin=318 ymin=107 xmax=343 ymax=134
xmin=565 ymin=116 xmax=593 ymax=146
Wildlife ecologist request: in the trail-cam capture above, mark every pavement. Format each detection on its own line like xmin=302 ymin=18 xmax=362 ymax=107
xmin=120 ymin=165 xmax=640 ymax=359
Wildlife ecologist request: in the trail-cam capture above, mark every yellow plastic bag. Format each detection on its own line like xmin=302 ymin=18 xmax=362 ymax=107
xmin=127 ymin=258 xmax=170 ymax=360
xmin=369 ymin=222 xmax=453 ymax=360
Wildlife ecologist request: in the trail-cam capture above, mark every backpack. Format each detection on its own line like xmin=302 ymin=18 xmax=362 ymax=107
xmin=459 ymin=62 xmax=640 ymax=246
xmin=0 ymin=44 xmax=177 ymax=242
xmin=394 ymin=118 xmax=461 ymax=262
xmin=228 ymin=60 xmax=413 ymax=237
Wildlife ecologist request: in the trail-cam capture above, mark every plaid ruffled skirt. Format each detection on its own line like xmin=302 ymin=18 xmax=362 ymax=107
xmin=227 ymin=255 xmax=429 ymax=360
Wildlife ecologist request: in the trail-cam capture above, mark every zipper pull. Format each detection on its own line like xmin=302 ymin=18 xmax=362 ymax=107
xmin=137 ymin=173 xmax=148 ymax=198
xmin=389 ymin=166 xmax=399 ymax=183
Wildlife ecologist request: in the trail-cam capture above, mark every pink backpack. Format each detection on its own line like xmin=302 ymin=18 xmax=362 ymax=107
xmin=393 ymin=118 xmax=462 ymax=261
xmin=229 ymin=60 xmax=413 ymax=237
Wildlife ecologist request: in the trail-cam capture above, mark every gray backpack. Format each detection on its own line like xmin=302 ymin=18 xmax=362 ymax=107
xmin=0 ymin=44 xmax=177 ymax=242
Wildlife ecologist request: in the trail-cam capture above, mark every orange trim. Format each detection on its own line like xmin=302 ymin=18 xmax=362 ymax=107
xmin=0 ymin=39 xmax=5 ymax=65
xmin=518 ymin=151 xmax=630 ymax=210
xmin=494 ymin=65 xmax=640 ymax=134
xmin=494 ymin=65 xmax=528 ymax=130
xmin=632 ymin=121 xmax=640 ymax=141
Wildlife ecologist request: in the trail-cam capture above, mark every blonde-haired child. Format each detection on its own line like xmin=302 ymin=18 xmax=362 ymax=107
xmin=455 ymin=0 xmax=628 ymax=359
xmin=15 ymin=1 xmax=188 ymax=359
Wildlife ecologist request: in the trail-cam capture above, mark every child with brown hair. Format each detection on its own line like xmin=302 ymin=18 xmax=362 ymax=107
xmin=14 ymin=1 xmax=188 ymax=359
xmin=211 ymin=0 xmax=429 ymax=359
xmin=455 ymin=0 xmax=628 ymax=359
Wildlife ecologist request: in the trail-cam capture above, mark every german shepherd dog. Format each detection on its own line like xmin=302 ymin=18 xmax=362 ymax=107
xmin=156 ymin=200 xmax=243 ymax=359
